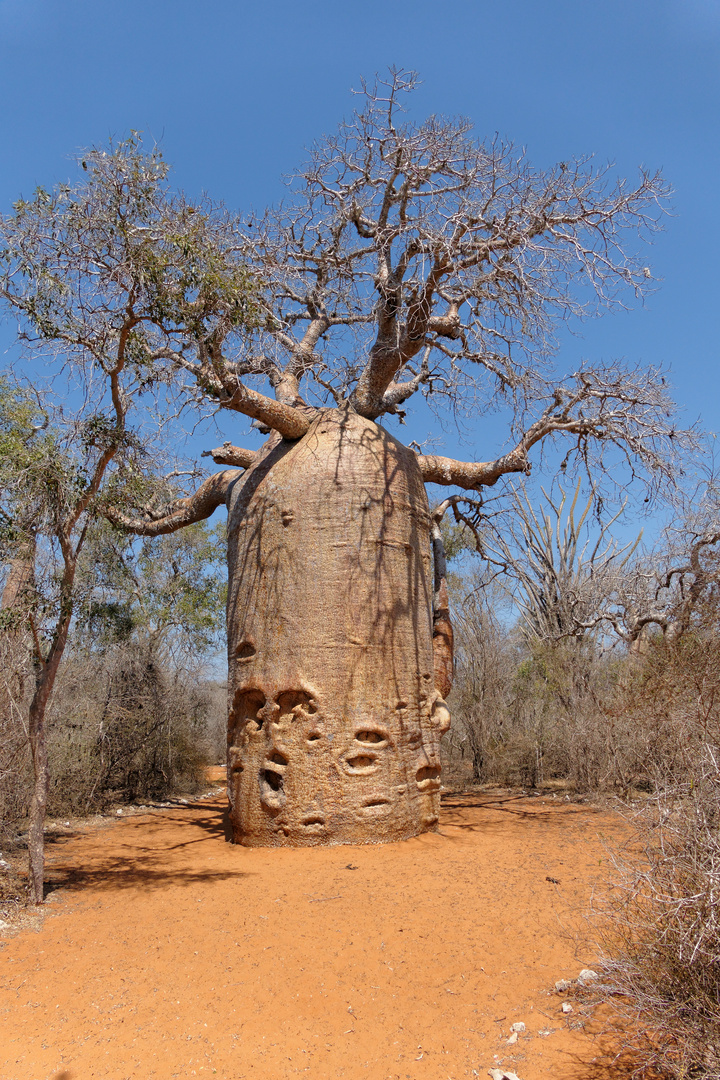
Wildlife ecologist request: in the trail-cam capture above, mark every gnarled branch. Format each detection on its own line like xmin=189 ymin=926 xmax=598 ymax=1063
xmin=417 ymin=365 xmax=692 ymax=493
xmin=418 ymin=447 xmax=529 ymax=490
xmin=102 ymin=470 xmax=241 ymax=536
xmin=204 ymin=443 xmax=258 ymax=468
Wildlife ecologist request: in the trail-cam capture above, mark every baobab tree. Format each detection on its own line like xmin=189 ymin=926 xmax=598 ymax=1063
xmin=1 ymin=71 xmax=689 ymax=852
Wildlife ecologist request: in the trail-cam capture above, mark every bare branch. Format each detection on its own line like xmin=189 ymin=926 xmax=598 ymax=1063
xmin=190 ymin=357 xmax=313 ymax=439
xmin=204 ymin=443 xmax=258 ymax=468
xmin=102 ymin=470 xmax=241 ymax=536
xmin=612 ymin=478 xmax=720 ymax=644
xmin=416 ymin=365 xmax=692 ymax=493
xmin=235 ymin=75 xmax=669 ymax=420
xmin=380 ymin=347 xmax=432 ymax=413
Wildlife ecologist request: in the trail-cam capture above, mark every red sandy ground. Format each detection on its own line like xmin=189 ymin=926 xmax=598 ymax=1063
xmin=0 ymin=791 xmax=630 ymax=1080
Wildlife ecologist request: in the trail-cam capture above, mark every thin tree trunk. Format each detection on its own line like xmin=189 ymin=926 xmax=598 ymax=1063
xmin=27 ymin=685 xmax=49 ymax=903
xmin=25 ymin=638 xmax=69 ymax=903
xmin=25 ymin=544 xmax=75 ymax=903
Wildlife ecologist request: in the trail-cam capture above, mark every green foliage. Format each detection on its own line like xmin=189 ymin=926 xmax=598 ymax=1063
xmin=0 ymin=378 xmax=62 ymax=634
xmin=75 ymin=519 xmax=226 ymax=657
xmin=440 ymin=518 xmax=475 ymax=562
xmin=0 ymin=377 xmax=42 ymax=464
xmin=0 ymin=134 xmax=259 ymax=391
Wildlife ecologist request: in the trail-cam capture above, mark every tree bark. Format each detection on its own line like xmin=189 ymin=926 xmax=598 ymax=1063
xmin=417 ymin=448 xmax=529 ymax=490
xmin=27 ymin=684 xmax=50 ymax=903
xmin=431 ymin=523 xmax=454 ymax=700
xmin=24 ymin=556 xmax=75 ymax=903
xmin=105 ymin=470 xmax=242 ymax=536
xmin=1 ymin=548 xmax=35 ymax=611
xmin=214 ymin=381 xmax=313 ymax=440
xmin=224 ymin=408 xmax=451 ymax=846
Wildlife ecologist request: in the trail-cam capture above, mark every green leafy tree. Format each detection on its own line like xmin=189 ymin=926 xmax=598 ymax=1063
xmin=0 ymin=138 xmax=256 ymax=900
xmin=75 ymin=520 xmax=226 ymax=658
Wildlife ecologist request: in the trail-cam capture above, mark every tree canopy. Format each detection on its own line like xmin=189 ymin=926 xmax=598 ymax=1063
xmin=1 ymin=72 xmax=692 ymax=526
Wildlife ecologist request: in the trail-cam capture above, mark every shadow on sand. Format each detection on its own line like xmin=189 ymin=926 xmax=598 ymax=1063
xmin=43 ymin=800 xmax=244 ymax=898
xmin=440 ymin=789 xmax=600 ymax=829
xmin=560 ymin=1048 xmax=658 ymax=1080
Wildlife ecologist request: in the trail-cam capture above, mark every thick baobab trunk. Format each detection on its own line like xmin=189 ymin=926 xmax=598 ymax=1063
xmin=226 ymin=408 xmax=451 ymax=847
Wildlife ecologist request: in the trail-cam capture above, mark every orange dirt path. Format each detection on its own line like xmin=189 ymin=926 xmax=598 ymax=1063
xmin=0 ymin=792 xmax=626 ymax=1080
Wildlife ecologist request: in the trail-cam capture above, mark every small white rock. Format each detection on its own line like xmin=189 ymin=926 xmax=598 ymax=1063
xmin=507 ymin=1032 xmax=518 ymax=1044
xmin=561 ymin=1002 xmax=573 ymax=1014
xmin=554 ymin=978 xmax=572 ymax=992
xmin=510 ymin=1022 xmax=526 ymax=1033
xmin=577 ymin=968 xmax=599 ymax=985
xmin=488 ymin=1070 xmax=522 ymax=1080
xmin=116 ymin=809 xmax=123 ymax=816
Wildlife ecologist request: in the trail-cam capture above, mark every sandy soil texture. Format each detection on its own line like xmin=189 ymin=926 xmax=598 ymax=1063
xmin=0 ymin=791 xmax=629 ymax=1080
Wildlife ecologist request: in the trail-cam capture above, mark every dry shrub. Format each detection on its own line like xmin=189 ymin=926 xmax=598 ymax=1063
xmin=45 ymin=642 xmax=222 ymax=815
xmin=507 ymin=640 xmax=614 ymax=790
xmin=594 ymin=759 xmax=720 ymax=1078
xmin=0 ymin=637 xmax=224 ymax=836
xmin=444 ymin=581 xmax=631 ymax=793
xmin=592 ymin=631 xmax=720 ymax=1078
xmin=442 ymin=577 xmax=519 ymax=786
xmin=0 ymin=629 xmax=32 ymax=844
xmin=444 ymin=594 xmax=720 ymax=797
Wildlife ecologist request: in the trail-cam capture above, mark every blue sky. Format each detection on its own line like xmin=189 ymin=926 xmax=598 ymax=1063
xmin=1 ymin=0 xmax=718 ymax=481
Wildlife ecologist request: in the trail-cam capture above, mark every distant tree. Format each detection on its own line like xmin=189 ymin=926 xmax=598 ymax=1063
xmin=75 ymin=520 xmax=226 ymax=661
xmin=608 ymin=474 xmax=720 ymax=646
xmin=1 ymin=74 xmax=694 ymax=852
xmin=448 ymin=480 xmax=640 ymax=643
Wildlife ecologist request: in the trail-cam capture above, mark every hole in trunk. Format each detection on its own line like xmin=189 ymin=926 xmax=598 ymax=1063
xmin=235 ymin=641 xmax=256 ymax=661
xmin=263 ymin=769 xmax=284 ymax=792
xmin=230 ymin=689 xmax=266 ymax=732
xmin=276 ymin=690 xmax=317 ymax=719
xmin=416 ymin=765 xmax=441 ymax=785
xmin=355 ymin=730 xmax=386 ymax=745
xmin=346 ymin=755 xmax=377 ymax=771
